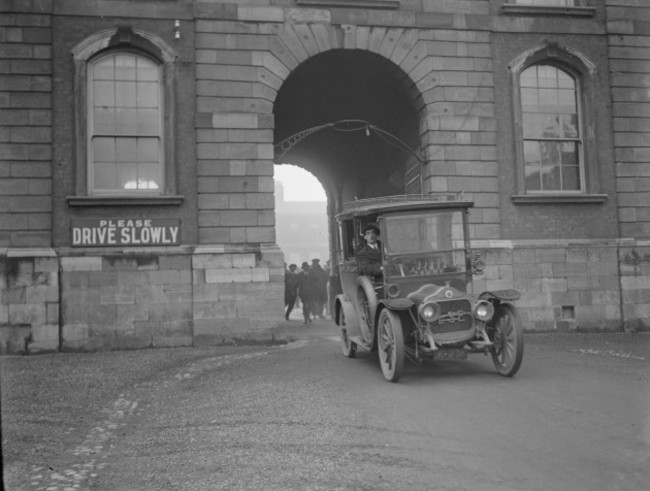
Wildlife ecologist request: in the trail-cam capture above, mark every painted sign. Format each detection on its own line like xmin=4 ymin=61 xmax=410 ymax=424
xmin=71 ymin=218 xmax=180 ymax=247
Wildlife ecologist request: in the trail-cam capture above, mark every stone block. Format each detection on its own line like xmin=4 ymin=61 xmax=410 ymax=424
xmin=232 ymin=253 xmax=256 ymax=268
xmin=60 ymin=256 xmax=102 ymax=272
xmin=46 ymin=301 xmax=58 ymax=324
xmin=34 ymin=256 xmax=57 ymax=272
xmin=193 ymin=253 xmax=233 ymax=269
xmin=62 ymin=323 xmax=89 ymax=342
xmin=194 ymin=300 xmax=237 ymax=320
xmin=9 ymin=303 xmax=45 ymax=325
xmin=246 ymin=226 xmax=275 ymax=243
xmin=206 ymin=268 xmax=253 ymax=283
xmin=148 ymin=269 xmax=192 ymax=285
xmin=192 ymin=283 xmax=220 ymax=303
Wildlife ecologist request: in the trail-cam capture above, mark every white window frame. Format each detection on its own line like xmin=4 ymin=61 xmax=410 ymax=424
xmin=519 ymin=63 xmax=584 ymax=194
xmin=87 ymin=51 xmax=164 ymax=196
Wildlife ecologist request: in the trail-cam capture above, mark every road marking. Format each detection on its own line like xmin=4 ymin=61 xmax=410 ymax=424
xmin=574 ymin=348 xmax=645 ymax=360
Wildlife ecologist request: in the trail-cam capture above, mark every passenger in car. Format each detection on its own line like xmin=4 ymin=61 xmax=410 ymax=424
xmin=356 ymin=223 xmax=383 ymax=280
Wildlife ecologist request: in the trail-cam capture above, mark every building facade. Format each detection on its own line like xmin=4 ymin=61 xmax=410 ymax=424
xmin=275 ymin=181 xmax=329 ymax=267
xmin=0 ymin=0 xmax=648 ymax=353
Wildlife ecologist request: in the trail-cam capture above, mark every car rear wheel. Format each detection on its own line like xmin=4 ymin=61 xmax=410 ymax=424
xmin=377 ymin=309 xmax=405 ymax=382
xmin=339 ymin=307 xmax=356 ymax=358
xmin=489 ymin=304 xmax=524 ymax=377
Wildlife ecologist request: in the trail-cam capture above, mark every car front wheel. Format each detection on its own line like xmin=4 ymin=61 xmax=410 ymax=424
xmin=489 ymin=304 xmax=524 ymax=377
xmin=377 ymin=309 xmax=405 ymax=382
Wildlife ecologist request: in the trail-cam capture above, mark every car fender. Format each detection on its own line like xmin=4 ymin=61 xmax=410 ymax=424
xmin=479 ymin=289 xmax=521 ymax=303
xmin=335 ymin=294 xmax=362 ymax=337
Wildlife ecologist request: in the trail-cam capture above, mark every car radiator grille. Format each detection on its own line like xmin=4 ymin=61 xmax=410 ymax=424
xmin=430 ymin=299 xmax=473 ymax=333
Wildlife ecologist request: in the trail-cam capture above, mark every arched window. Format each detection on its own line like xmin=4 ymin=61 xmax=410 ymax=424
xmin=69 ymin=28 xmax=181 ymax=205
xmin=520 ymin=64 xmax=582 ymax=193
xmin=509 ymin=44 xmax=606 ymax=203
xmin=88 ymin=52 xmax=163 ymax=194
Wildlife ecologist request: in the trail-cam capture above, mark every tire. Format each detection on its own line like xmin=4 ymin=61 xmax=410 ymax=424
xmin=339 ymin=307 xmax=356 ymax=358
xmin=356 ymin=276 xmax=378 ymax=344
xmin=377 ymin=309 xmax=405 ymax=383
xmin=489 ymin=304 xmax=524 ymax=377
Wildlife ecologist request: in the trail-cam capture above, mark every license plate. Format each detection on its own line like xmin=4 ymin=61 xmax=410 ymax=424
xmin=432 ymin=349 xmax=468 ymax=361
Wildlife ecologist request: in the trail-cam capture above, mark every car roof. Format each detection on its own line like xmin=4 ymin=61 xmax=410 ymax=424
xmin=336 ymin=194 xmax=474 ymax=220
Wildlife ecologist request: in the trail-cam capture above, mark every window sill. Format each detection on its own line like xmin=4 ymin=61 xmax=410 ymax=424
xmin=512 ymin=194 xmax=607 ymax=204
xmin=500 ymin=5 xmax=596 ymax=17
xmin=67 ymin=195 xmax=184 ymax=207
xmin=296 ymin=0 xmax=399 ymax=8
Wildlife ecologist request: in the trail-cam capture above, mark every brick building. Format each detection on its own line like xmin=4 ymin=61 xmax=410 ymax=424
xmin=0 ymin=0 xmax=648 ymax=353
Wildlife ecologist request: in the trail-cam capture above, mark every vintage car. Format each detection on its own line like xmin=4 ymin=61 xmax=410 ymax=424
xmin=333 ymin=194 xmax=524 ymax=382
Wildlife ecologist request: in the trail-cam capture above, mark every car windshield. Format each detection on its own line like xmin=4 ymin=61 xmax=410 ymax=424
xmin=384 ymin=211 xmax=467 ymax=279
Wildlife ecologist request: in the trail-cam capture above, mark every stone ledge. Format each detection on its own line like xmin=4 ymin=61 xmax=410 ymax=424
xmin=500 ymin=4 xmax=596 ymax=17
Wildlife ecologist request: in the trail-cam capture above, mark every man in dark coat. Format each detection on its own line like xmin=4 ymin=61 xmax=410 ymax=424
xmin=356 ymin=223 xmax=383 ymax=279
xmin=297 ymin=262 xmax=316 ymax=324
xmin=310 ymin=258 xmax=329 ymax=319
xmin=284 ymin=263 xmax=299 ymax=320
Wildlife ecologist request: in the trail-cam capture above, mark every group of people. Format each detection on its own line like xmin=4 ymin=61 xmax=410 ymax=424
xmin=284 ymin=258 xmax=330 ymax=324
xmin=284 ymin=223 xmax=384 ymax=325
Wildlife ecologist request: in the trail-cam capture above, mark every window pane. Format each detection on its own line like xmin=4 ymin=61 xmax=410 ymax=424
xmin=137 ymin=82 xmax=159 ymax=107
xmin=520 ymin=66 xmax=538 ymax=88
xmin=115 ymin=108 xmax=137 ymax=134
xmin=115 ymin=81 xmax=136 ymax=107
xmin=560 ymin=141 xmax=579 ymax=166
xmin=523 ymin=113 xmax=548 ymax=139
xmin=137 ymin=163 xmax=161 ymax=190
xmin=93 ymin=108 xmax=115 ymax=134
xmin=541 ymin=166 xmax=561 ymax=190
xmin=137 ymin=138 xmax=159 ymax=163
xmin=521 ymin=88 xmax=539 ymax=111
xmin=92 ymin=137 xmax=115 ymax=163
xmin=523 ymin=140 xmax=541 ymax=165
xmin=137 ymin=109 xmax=159 ymax=135
xmin=93 ymin=57 xmax=114 ymax=80
xmin=115 ymin=137 xmax=137 ymax=163
xmin=115 ymin=55 xmax=136 ymax=80
xmin=540 ymin=141 xmax=561 ymax=165
xmin=524 ymin=164 xmax=541 ymax=191
xmin=562 ymin=165 xmax=580 ymax=190
xmin=137 ymin=58 xmax=158 ymax=81
xmin=538 ymin=66 xmax=557 ymax=88
xmin=93 ymin=80 xmax=114 ymax=107
xmin=94 ymin=162 xmax=117 ymax=190
xmin=116 ymin=164 xmax=138 ymax=190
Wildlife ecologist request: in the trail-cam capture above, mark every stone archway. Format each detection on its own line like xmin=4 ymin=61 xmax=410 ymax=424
xmin=270 ymin=38 xmax=427 ymax=266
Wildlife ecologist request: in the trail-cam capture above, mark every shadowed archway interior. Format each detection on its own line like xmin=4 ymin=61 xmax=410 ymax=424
xmin=273 ymin=49 xmax=421 ymax=207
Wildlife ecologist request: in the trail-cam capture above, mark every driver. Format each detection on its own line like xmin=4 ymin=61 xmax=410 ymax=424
xmin=357 ymin=223 xmax=383 ymax=279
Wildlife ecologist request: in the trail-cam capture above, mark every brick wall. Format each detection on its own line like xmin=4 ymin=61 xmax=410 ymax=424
xmin=0 ymin=0 xmax=53 ymax=247
xmin=608 ymin=1 xmax=650 ymax=239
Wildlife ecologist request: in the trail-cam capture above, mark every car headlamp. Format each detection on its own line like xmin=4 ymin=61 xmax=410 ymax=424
xmin=419 ymin=301 xmax=441 ymax=323
xmin=387 ymin=283 xmax=401 ymax=298
xmin=473 ymin=300 xmax=494 ymax=321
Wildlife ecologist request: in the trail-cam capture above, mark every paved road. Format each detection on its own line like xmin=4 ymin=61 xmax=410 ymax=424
xmin=2 ymin=320 xmax=649 ymax=491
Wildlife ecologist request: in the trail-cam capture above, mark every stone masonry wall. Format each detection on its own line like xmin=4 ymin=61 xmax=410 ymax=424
xmin=608 ymin=0 xmax=650 ymax=239
xmin=0 ymin=0 xmax=53 ymax=247
xmin=0 ymin=249 xmax=59 ymax=354
xmin=470 ymin=239 xmax=624 ymax=331
xmin=59 ymin=245 xmax=285 ymax=352
xmin=607 ymin=1 xmax=650 ymax=330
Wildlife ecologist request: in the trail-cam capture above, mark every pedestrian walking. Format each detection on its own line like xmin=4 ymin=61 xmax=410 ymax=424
xmin=311 ymin=258 xmax=329 ymax=319
xmin=284 ymin=263 xmax=299 ymax=320
xmin=297 ymin=262 xmax=316 ymax=324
